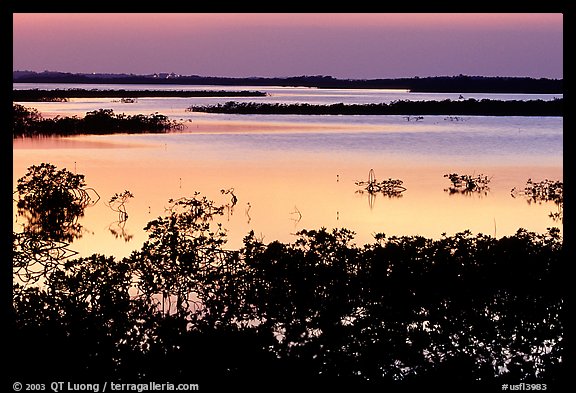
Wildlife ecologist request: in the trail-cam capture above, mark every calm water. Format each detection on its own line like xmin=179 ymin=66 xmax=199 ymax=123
xmin=13 ymin=84 xmax=563 ymax=258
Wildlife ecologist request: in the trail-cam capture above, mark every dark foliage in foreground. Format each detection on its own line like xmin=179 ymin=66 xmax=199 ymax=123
xmin=13 ymin=88 xmax=267 ymax=101
xmin=11 ymin=165 xmax=565 ymax=390
xmin=187 ymin=98 xmax=563 ymax=117
xmin=12 ymin=104 xmax=181 ymax=137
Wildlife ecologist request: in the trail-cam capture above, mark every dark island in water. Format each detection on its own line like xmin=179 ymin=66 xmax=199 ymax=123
xmin=12 ymin=88 xmax=267 ymax=102
xmin=13 ymin=70 xmax=563 ymax=94
xmin=187 ymin=98 xmax=563 ymax=117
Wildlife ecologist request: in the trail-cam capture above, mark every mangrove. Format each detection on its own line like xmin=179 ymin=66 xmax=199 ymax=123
xmin=186 ymin=98 xmax=563 ymax=117
xmin=11 ymin=163 xmax=566 ymax=390
xmin=13 ymin=104 xmax=182 ymax=137
xmin=13 ymin=88 xmax=267 ymax=102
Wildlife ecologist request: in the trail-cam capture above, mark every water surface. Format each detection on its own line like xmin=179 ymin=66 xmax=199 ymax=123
xmin=13 ymin=85 xmax=563 ymax=258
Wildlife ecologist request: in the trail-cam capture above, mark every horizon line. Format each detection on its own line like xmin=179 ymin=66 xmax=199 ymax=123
xmin=13 ymin=70 xmax=564 ymax=81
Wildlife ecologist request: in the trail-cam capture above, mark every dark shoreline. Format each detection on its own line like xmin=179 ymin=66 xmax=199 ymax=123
xmin=12 ymin=88 xmax=267 ymax=102
xmin=13 ymin=72 xmax=563 ymax=94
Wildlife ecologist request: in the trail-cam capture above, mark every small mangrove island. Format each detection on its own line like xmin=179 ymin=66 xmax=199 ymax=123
xmin=13 ymin=88 xmax=267 ymax=102
xmin=187 ymin=98 xmax=563 ymax=117
xmin=13 ymin=104 xmax=181 ymax=137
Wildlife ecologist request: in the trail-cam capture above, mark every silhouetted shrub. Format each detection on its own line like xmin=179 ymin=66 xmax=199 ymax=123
xmin=12 ymin=104 xmax=181 ymax=137
xmin=14 ymin=163 xmax=100 ymax=242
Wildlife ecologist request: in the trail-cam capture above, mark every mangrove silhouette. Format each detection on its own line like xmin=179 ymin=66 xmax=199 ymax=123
xmin=13 ymin=71 xmax=563 ymax=94
xmin=11 ymin=164 xmax=565 ymax=389
xmin=355 ymin=169 xmax=406 ymax=209
xmin=116 ymin=97 xmax=137 ymax=103
xmin=106 ymin=190 xmax=135 ymax=242
xmin=14 ymin=163 xmax=100 ymax=242
xmin=13 ymin=88 xmax=267 ymax=102
xmin=355 ymin=169 xmax=406 ymax=197
xmin=106 ymin=190 xmax=134 ymax=222
xmin=221 ymin=188 xmax=239 ymax=222
xmin=221 ymin=187 xmax=238 ymax=207
xmin=13 ymin=104 xmax=182 ymax=137
xmin=511 ymin=179 xmax=563 ymax=222
xmin=403 ymin=115 xmax=424 ymax=121
xmin=13 ymin=232 xmax=78 ymax=285
xmin=186 ymin=98 xmax=563 ymax=117
xmin=444 ymin=173 xmax=492 ymax=196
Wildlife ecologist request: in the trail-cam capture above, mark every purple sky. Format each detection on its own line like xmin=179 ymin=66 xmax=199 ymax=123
xmin=12 ymin=13 xmax=563 ymax=79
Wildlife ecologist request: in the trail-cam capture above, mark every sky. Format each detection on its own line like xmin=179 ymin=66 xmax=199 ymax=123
xmin=12 ymin=13 xmax=563 ymax=79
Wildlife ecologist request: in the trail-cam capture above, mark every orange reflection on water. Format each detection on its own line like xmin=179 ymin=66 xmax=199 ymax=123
xmin=13 ymin=133 xmax=562 ymax=259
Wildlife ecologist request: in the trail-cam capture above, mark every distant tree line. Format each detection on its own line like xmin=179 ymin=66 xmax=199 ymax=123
xmin=13 ymin=89 xmax=267 ymax=102
xmin=13 ymin=104 xmax=181 ymax=137
xmin=11 ymin=163 xmax=567 ymax=390
xmin=187 ymin=98 xmax=563 ymax=116
xmin=13 ymin=71 xmax=563 ymax=93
